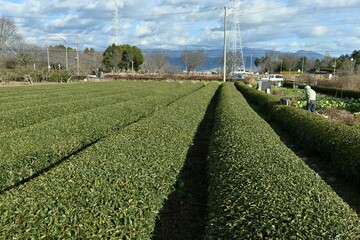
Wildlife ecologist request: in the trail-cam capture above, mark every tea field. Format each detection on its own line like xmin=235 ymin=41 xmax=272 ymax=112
xmin=0 ymin=81 xmax=359 ymax=239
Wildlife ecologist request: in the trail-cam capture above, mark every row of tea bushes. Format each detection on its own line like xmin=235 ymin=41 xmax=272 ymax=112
xmin=235 ymin=81 xmax=360 ymax=183
xmin=0 ymin=81 xmax=184 ymax=132
xmin=0 ymin=81 xmax=172 ymax=111
xmin=0 ymin=92 xmax=145 ymax=132
xmin=0 ymin=81 xmax=181 ymax=113
xmin=206 ymin=83 xmax=360 ymax=238
xmin=0 ymin=83 xmax=219 ymax=239
xmin=0 ymin=82 xmax=204 ymax=191
xmin=0 ymin=81 xmax=120 ymax=105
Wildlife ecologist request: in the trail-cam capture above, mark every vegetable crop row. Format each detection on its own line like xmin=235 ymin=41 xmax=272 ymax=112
xmin=235 ymin=81 xmax=360 ymax=183
xmin=0 ymin=83 xmax=219 ymax=239
xmin=0 ymin=82 xmax=204 ymax=191
xmin=206 ymin=83 xmax=360 ymax=238
xmin=293 ymin=98 xmax=360 ymax=113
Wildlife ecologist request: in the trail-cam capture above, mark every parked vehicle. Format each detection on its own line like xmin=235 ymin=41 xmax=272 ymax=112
xmin=261 ymin=74 xmax=284 ymax=82
xmin=233 ymin=70 xmax=254 ymax=75
xmin=229 ymin=73 xmax=245 ymax=81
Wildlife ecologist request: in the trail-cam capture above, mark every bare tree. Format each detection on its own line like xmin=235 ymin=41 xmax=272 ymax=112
xmin=338 ymin=59 xmax=356 ymax=76
xmin=280 ymin=53 xmax=298 ymax=73
xmin=265 ymin=50 xmax=280 ymax=73
xmin=11 ymin=42 xmax=39 ymax=69
xmin=181 ymin=50 xmax=205 ymax=72
xmin=322 ymin=53 xmax=334 ymax=68
xmin=142 ymin=51 xmax=170 ymax=73
xmin=0 ymin=17 xmax=22 ymax=56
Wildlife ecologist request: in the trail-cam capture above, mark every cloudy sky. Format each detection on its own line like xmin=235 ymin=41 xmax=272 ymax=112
xmin=1 ymin=0 xmax=360 ymax=56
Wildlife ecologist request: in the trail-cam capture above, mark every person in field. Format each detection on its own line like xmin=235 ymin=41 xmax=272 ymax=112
xmin=304 ymin=85 xmax=316 ymax=112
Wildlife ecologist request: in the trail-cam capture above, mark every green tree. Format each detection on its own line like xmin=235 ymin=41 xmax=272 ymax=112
xmin=314 ymin=59 xmax=322 ymax=69
xmin=254 ymin=56 xmax=270 ymax=73
xmin=102 ymin=44 xmax=144 ymax=72
xmin=84 ymin=47 xmax=95 ymax=54
xmin=351 ymin=50 xmax=360 ymax=71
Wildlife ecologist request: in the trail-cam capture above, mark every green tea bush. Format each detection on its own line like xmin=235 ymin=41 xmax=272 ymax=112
xmin=206 ymin=83 xmax=360 ymax=239
xmin=236 ymin=84 xmax=279 ymax=114
xmin=0 ymin=82 xmax=172 ymax=132
xmin=270 ymin=105 xmax=360 ymax=181
xmin=235 ymin=81 xmax=360 ymax=182
xmin=0 ymin=82 xmax=204 ymax=190
xmin=0 ymin=83 xmax=219 ymax=239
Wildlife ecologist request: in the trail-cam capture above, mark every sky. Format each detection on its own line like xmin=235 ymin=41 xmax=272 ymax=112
xmin=1 ymin=0 xmax=360 ymax=56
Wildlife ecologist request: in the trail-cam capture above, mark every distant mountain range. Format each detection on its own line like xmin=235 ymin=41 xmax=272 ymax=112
xmin=143 ymin=48 xmax=325 ymax=72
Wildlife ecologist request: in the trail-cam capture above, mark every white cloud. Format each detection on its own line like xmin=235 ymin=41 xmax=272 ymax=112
xmin=0 ymin=0 xmax=359 ymax=55
xmin=135 ymin=22 xmax=154 ymax=37
xmin=309 ymin=26 xmax=329 ymax=37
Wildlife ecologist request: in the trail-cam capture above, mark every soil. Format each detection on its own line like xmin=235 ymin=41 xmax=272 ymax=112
xmin=317 ymin=108 xmax=359 ymax=126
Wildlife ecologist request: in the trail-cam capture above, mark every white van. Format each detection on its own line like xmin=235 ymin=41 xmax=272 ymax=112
xmin=261 ymin=74 xmax=284 ymax=82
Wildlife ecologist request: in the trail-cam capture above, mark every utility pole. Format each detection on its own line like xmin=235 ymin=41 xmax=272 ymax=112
xmin=302 ymin=57 xmax=305 ymax=74
xmin=47 ymin=47 xmax=50 ymax=72
xmin=60 ymin=38 xmax=68 ymax=70
xmin=70 ymin=35 xmax=80 ymax=76
xmin=250 ymin=53 xmax=253 ymax=73
xmin=223 ymin=7 xmax=227 ymax=82
xmin=93 ymin=53 xmax=96 ymax=68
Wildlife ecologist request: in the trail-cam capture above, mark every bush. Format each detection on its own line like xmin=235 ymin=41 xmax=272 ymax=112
xmin=235 ymin=81 xmax=360 ymax=183
xmin=234 ymin=82 xmax=279 ymax=114
xmin=0 ymin=82 xmax=204 ymax=190
xmin=206 ymin=83 xmax=360 ymax=239
xmin=0 ymin=83 xmax=219 ymax=238
xmin=270 ymin=104 xmax=360 ymax=181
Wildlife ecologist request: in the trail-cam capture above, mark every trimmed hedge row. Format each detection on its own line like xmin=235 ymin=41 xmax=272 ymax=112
xmin=236 ymin=83 xmax=279 ymax=114
xmin=206 ymin=83 xmax=360 ymax=239
xmin=235 ymin=81 xmax=360 ymax=182
xmin=0 ymin=81 xmax=176 ymax=111
xmin=0 ymin=82 xmax=183 ymax=132
xmin=283 ymin=81 xmax=360 ymax=99
xmin=0 ymin=82 xmax=204 ymax=190
xmin=0 ymin=83 xmax=219 ymax=239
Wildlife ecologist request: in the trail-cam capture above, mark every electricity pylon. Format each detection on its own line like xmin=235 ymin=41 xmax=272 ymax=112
xmin=228 ymin=0 xmax=245 ymax=73
xmin=113 ymin=0 xmax=121 ymax=45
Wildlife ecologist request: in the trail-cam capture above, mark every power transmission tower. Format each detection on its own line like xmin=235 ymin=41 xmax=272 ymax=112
xmin=113 ymin=0 xmax=121 ymax=45
xmin=228 ymin=0 xmax=245 ymax=73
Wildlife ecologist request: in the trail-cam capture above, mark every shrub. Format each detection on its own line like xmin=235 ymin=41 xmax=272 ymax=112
xmin=0 ymin=83 xmax=219 ymax=238
xmin=235 ymin=81 xmax=360 ymax=183
xmin=0 ymin=82 xmax=204 ymax=190
xmin=206 ymin=83 xmax=360 ymax=239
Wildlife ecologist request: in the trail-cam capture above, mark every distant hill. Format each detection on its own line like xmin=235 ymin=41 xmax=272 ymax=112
xmin=142 ymin=48 xmax=325 ymax=72
xmin=295 ymin=50 xmax=325 ymax=60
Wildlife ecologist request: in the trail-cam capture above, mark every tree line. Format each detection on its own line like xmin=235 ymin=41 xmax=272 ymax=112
xmin=0 ymin=17 xmax=206 ymax=78
xmin=254 ymin=50 xmax=360 ymax=76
